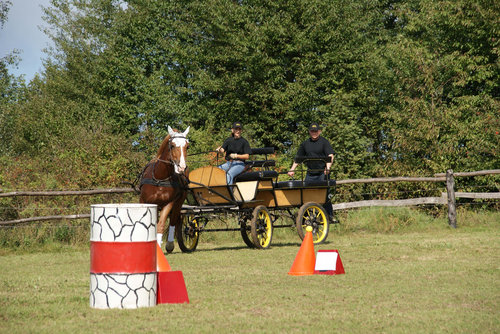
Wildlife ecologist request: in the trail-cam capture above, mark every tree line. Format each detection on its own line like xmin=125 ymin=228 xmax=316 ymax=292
xmin=0 ymin=0 xmax=498 ymax=194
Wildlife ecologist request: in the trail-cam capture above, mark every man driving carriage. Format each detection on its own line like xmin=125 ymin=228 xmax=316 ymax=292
xmin=216 ymin=121 xmax=252 ymax=184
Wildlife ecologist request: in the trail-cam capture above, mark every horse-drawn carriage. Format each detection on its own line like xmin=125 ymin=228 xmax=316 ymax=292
xmin=137 ymin=127 xmax=335 ymax=253
xmin=176 ymin=147 xmax=336 ymax=252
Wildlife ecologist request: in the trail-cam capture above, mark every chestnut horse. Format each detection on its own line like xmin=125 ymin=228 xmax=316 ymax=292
xmin=139 ymin=126 xmax=190 ymax=253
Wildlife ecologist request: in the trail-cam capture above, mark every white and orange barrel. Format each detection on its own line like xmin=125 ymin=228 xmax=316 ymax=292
xmin=90 ymin=203 xmax=158 ymax=309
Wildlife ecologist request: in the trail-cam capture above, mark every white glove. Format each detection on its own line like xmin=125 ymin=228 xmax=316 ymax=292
xmin=230 ymin=153 xmax=238 ymax=159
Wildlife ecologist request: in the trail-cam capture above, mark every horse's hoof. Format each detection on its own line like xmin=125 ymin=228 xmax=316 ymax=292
xmin=165 ymin=241 xmax=175 ymax=253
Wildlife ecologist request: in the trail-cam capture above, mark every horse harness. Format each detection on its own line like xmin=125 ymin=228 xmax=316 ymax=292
xmin=139 ymin=159 xmax=189 ymax=189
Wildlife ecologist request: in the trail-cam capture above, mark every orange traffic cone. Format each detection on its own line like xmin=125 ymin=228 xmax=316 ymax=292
xmin=156 ymin=242 xmax=172 ymax=272
xmin=288 ymin=226 xmax=316 ymax=276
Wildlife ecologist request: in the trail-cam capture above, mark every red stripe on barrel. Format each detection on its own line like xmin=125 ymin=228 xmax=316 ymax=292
xmin=90 ymin=241 xmax=156 ymax=274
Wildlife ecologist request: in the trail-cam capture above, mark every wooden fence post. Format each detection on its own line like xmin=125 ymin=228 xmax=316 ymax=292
xmin=446 ymin=169 xmax=457 ymax=228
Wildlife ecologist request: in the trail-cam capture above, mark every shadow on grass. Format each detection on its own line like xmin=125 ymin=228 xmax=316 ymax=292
xmin=168 ymin=239 xmax=334 ymax=254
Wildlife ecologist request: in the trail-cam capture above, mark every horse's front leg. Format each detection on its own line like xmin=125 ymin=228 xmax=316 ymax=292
xmin=157 ymin=202 xmax=174 ymax=249
xmin=165 ymin=198 xmax=186 ymax=254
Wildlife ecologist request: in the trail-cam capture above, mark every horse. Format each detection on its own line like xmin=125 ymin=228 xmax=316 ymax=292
xmin=139 ymin=126 xmax=190 ymax=253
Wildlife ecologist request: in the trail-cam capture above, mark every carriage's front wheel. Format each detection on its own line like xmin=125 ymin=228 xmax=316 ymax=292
xmin=176 ymin=214 xmax=199 ymax=253
xmin=250 ymin=206 xmax=273 ymax=249
xmin=296 ymin=202 xmax=329 ymax=244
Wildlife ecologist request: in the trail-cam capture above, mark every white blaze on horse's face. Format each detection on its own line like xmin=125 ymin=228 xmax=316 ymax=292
xmin=168 ymin=126 xmax=190 ymax=174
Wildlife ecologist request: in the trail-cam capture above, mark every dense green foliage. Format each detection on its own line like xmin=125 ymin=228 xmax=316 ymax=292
xmin=384 ymin=0 xmax=499 ymax=175
xmin=0 ymin=0 xmax=498 ymax=195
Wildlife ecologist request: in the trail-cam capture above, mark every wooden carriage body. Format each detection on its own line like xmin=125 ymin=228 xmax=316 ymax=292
xmin=187 ymin=160 xmax=334 ymax=210
xmin=179 ymin=148 xmax=335 ymax=252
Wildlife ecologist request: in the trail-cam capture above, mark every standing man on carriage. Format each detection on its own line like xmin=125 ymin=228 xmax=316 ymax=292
xmin=288 ymin=122 xmax=335 ymax=220
xmin=216 ymin=121 xmax=252 ymax=184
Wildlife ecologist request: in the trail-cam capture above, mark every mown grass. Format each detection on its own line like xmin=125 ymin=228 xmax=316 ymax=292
xmin=0 ymin=208 xmax=498 ymax=333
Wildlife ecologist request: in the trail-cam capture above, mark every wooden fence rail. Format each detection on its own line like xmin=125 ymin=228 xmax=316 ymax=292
xmin=336 ymin=176 xmax=445 ymax=184
xmin=331 ymin=195 xmax=448 ymax=211
xmin=0 ymin=188 xmax=135 ymax=198
xmin=434 ymin=169 xmax=500 ymax=177
xmin=2 ymin=214 xmax=91 ymax=225
xmin=0 ymin=169 xmax=498 ymax=227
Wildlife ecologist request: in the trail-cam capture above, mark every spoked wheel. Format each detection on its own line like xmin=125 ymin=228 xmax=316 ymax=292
xmin=296 ymin=202 xmax=329 ymax=244
xmin=240 ymin=218 xmax=255 ymax=248
xmin=250 ymin=205 xmax=273 ymax=249
xmin=176 ymin=214 xmax=199 ymax=253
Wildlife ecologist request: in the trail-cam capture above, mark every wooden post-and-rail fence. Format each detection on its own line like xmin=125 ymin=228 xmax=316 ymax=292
xmin=0 ymin=169 xmax=498 ymax=228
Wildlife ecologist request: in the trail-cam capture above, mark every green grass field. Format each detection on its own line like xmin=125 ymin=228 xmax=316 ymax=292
xmin=0 ymin=208 xmax=498 ymax=333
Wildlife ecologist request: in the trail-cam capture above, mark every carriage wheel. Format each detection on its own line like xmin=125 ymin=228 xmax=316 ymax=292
xmin=250 ymin=206 xmax=273 ymax=249
xmin=296 ymin=202 xmax=329 ymax=244
xmin=176 ymin=214 xmax=199 ymax=253
xmin=240 ymin=218 xmax=255 ymax=248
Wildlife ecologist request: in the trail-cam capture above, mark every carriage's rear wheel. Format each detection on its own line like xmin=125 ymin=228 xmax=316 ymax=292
xmin=250 ymin=206 xmax=273 ymax=249
xmin=176 ymin=214 xmax=199 ymax=253
xmin=240 ymin=219 xmax=255 ymax=248
xmin=296 ymin=202 xmax=329 ymax=244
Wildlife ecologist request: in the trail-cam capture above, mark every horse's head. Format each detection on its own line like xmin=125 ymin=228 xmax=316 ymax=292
xmin=167 ymin=125 xmax=190 ymax=174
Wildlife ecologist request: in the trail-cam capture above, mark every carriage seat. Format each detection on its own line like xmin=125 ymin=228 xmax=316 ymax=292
xmin=238 ymin=147 xmax=276 ymax=179
xmin=275 ymin=180 xmax=304 ymax=189
xmin=244 ymin=160 xmax=276 ymax=168
xmin=275 ymin=179 xmax=336 ymax=189
xmin=304 ymin=179 xmax=336 ymax=187
xmin=244 ymin=147 xmax=276 ymax=169
xmin=234 ymin=170 xmax=278 ymax=182
xmin=250 ymin=147 xmax=275 ymax=155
